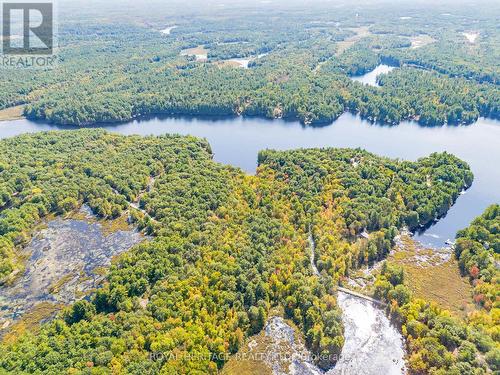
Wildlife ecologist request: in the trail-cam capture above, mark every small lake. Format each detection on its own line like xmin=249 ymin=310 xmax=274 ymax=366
xmin=351 ymin=64 xmax=395 ymax=86
xmin=1 ymin=113 xmax=498 ymax=248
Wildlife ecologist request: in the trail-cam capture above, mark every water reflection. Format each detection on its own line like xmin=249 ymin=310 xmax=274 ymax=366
xmin=351 ymin=64 xmax=396 ymax=87
xmin=0 ymin=113 xmax=498 ymax=247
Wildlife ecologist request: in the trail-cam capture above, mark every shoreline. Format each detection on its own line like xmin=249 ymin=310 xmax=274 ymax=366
xmin=0 ymin=106 xmax=25 ymax=122
xmin=11 ymin=107 xmax=499 ymax=129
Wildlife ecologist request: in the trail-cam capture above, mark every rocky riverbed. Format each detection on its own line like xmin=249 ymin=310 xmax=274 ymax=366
xmin=327 ymin=292 xmax=406 ymax=375
xmin=223 ymin=316 xmax=323 ymax=375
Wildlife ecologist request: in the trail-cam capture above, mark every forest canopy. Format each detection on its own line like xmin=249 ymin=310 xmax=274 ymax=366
xmin=374 ymin=205 xmax=499 ymax=374
xmin=1 ymin=0 xmax=499 ymax=126
xmin=0 ymin=130 xmax=475 ymax=373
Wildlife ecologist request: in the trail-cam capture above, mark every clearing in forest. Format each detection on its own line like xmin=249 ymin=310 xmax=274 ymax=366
xmin=389 ymin=235 xmax=474 ymax=317
xmin=410 ymin=34 xmax=437 ymax=49
xmin=336 ymin=26 xmax=372 ymax=55
xmin=0 ymin=106 xmax=24 ymax=121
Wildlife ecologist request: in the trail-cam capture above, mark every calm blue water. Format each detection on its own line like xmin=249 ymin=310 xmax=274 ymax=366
xmin=351 ymin=64 xmax=395 ymax=87
xmin=1 ymin=113 xmax=498 ymax=248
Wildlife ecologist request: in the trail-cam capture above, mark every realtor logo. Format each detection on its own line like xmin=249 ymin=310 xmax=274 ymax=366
xmin=2 ymin=2 xmax=53 ymax=55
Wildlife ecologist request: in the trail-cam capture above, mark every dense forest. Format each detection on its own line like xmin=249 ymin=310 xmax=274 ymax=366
xmin=373 ymin=205 xmax=499 ymax=374
xmin=0 ymin=131 xmax=342 ymax=373
xmin=258 ymin=148 xmax=473 ymax=275
xmin=0 ymin=1 xmax=498 ymax=374
xmin=1 ymin=0 xmax=499 ymax=126
xmin=0 ymin=130 xmax=474 ymax=373
xmin=455 ymin=205 xmax=499 ymax=348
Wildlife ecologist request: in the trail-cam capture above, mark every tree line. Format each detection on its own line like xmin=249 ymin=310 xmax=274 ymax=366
xmin=0 ymin=130 xmax=474 ymax=373
xmin=373 ymin=205 xmax=499 ymax=374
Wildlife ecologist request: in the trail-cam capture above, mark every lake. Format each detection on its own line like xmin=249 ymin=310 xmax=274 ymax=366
xmin=351 ymin=64 xmax=395 ymax=86
xmin=1 ymin=113 xmax=498 ymax=248
xmin=1 ymin=66 xmax=498 ymax=374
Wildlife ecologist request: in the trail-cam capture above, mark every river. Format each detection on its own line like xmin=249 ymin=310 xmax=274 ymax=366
xmin=328 ymin=292 xmax=406 ymax=375
xmin=0 ymin=66 xmax=499 ymax=374
xmin=308 ymin=231 xmax=406 ymax=375
xmin=1 ymin=112 xmax=498 ymax=248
